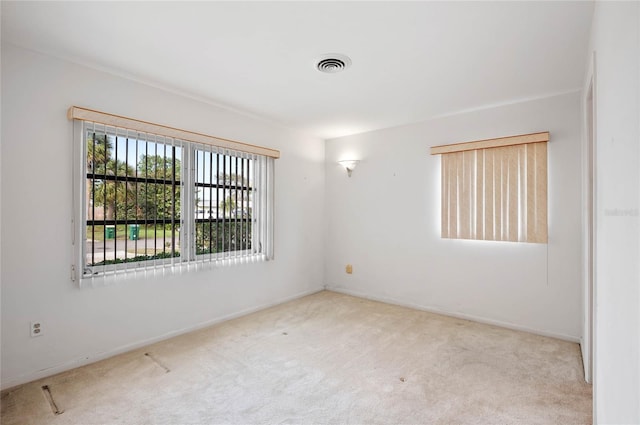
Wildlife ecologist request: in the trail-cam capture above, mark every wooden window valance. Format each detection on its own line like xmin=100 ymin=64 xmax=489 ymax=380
xmin=68 ymin=106 xmax=280 ymax=159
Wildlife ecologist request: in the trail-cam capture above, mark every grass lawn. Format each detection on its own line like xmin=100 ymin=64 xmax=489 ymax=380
xmin=87 ymin=224 xmax=179 ymax=241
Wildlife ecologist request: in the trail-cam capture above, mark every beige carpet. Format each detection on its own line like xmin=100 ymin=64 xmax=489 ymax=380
xmin=1 ymin=291 xmax=592 ymax=424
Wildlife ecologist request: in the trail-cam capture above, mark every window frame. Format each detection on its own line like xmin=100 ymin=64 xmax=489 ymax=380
xmin=80 ymin=125 xmax=185 ymax=277
xmin=71 ymin=112 xmax=276 ymax=285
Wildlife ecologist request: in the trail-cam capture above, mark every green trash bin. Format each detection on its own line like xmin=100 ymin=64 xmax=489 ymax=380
xmin=105 ymin=225 xmax=115 ymax=239
xmin=128 ymin=224 xmax=140 ymax=240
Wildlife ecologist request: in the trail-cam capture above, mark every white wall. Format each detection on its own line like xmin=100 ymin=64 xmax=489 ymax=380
xmin=325 ymin=92 xmax=583 ymax=341
xmin=588 ymin=2 xmax=640 ymax=423
xmin=0 ymin=44 xmax=325 ymax=389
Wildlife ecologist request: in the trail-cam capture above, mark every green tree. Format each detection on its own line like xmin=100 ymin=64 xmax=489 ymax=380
xmin=87 ymin=134 xmax=137 ymax=221
xmin=87 ymin=133 xmax=111 ymax=173
xmin=137 ymin=154 xmax=181 ymax=221
xmin=86 ymin=133 xmax=111 ymax=220
xmin=93 ymin=159 xmax=137 ymax=220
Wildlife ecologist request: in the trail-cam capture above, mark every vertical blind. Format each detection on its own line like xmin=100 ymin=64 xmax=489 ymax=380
xmin=431 ymin=132 xmax=548 ymax=243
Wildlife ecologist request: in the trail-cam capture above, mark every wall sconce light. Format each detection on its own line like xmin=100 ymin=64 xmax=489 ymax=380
xmin=338 ymin=160 xmax=359 ymax=177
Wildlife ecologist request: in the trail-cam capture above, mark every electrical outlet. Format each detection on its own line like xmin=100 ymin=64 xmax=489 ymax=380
xmin=30 ymin=321 xmax=43 ymax=337
xmin=346 ymin=264 xmax=353 ymax=274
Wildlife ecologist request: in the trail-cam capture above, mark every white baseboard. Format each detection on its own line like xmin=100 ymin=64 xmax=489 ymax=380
xmin=1 ymin=287 xmax=324 ymax=391
xmin=328 ymin=286 xmax=581 ymax=343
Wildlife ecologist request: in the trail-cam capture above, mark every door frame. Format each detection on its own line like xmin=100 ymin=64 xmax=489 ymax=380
xmin=581 ymin=51 xmax=597 ymax=393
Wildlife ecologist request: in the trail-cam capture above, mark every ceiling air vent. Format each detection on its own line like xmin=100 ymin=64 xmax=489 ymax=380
xmin=316 ymin=54 xmax=352 ymax=73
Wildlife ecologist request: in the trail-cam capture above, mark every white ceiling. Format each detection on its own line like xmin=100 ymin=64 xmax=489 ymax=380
xmin=2 ymin=1 xmax=594 ymax=139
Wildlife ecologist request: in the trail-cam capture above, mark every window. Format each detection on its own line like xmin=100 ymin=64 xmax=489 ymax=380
xmin=430 ymin=132 xmax=548 ymax=243
xmin=70 ymin=107 xmax=278 ymax=283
